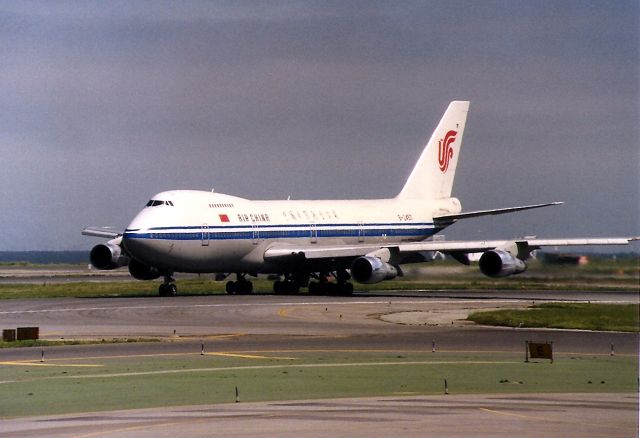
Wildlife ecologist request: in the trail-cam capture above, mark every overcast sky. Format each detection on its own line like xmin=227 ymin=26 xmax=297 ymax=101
xmin=1 ymin=1 xmax=638 ymax=251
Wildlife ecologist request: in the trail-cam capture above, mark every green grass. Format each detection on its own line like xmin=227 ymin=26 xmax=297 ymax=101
xmin=0 ymin=338 xmax=161 ymax=349
xmin=0 ymin=257 xmax=637 ymax=299
xmin=0 ymin=279 xmax=229 ymax=299
xmin=0 ymin=261 xmax=32 ymax=267
xmin=0 ymin=271 xmax=638 ymax=300
xmin=468 ymin=303 xmax=640 ymax=332
xmin=0 ymin=350 xmax=636 ymax=418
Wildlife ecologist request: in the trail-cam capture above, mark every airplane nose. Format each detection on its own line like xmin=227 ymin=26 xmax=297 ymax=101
xmin=122 ymin=207 xmax=159 ymax=260
xmin=123 ymin=229 xmax=169 ymax=268
xmin=122 ymin=229 xmax=146 ymax=259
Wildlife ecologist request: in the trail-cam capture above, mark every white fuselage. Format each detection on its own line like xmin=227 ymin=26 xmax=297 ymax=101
xmin=122 ymin=190 xmax=451 ymax=274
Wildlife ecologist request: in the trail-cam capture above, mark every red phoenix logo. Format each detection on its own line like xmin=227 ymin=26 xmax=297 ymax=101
xmin=438 ymin=130 xmax=457 ymax=173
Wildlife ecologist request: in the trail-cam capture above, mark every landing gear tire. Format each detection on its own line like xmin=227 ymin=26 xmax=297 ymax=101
xmin=274 ymin=280 xmax=299 ymax=295
xmin=238 ymin=280 xmax=253 ymax=294
xmin=308 ymin=281 xmax=330 ymax=295
xmin=226 ymin=280 xmax=253 ymax=295
xmin=338 ymin=282 xmax=354 ymax=296
xmin=159 ymin=283 xmax=177 ymax=297
xmin=159 ymin=273 xmax=177 ymax=297
xmin=308 ymin=281 xmax=353 ymax=296
xmin=287 ymin=282 xmax=300 ymax=294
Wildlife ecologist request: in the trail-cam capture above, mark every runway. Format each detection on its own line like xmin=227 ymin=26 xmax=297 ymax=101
xmin=1 ymin=291 xmax=638 ymax=437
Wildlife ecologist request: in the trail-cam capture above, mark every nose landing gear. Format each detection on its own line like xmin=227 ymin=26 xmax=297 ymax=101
xmin=159 ymin=274 xmax=177 ymax=296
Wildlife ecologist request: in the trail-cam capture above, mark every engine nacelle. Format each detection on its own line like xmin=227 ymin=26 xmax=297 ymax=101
xmin=350 ymin=256 xmax=398 ymax=284
xmin=128 ymin=259 xmax=161 ymax=281
xmin=89 ymin=242 xmax=129 ymax=270
xmin=479 ymin=250 xmax=527 ymax=278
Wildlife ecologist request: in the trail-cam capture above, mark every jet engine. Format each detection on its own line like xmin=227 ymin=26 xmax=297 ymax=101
xmin=479 ymin=250 xmax=527 ymax=277
xmin=89 ymin=241 xmax=129 ymax=270
xmin=128 ymin=259 xmax=161 ymax=281
xmin=350 ymin=256 xmax=398 ymax=284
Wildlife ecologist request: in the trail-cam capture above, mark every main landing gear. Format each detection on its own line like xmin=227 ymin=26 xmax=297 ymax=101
xmin=308 ymin=270 xmax=354 ymax=296
xmin=273 ymin=271 xmax=354 ymax=296
xmin=273 ymin=279 xmax=301 ymax=295
xmin=159 ymin=274 xmax=177 ymax=296
xmin=219 ymin=271 xmax=354 ymax=296
xmin=225 ymin=274 xmax=253 ymax=295
xmin=273 ymin=272 xmax=311 ymax=295
xmin=308 ymin=280 xmax=354 ymax=296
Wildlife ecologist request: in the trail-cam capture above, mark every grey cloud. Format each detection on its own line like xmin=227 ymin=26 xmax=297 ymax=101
xmin=0 ymin=1 xmax=637 ymax=250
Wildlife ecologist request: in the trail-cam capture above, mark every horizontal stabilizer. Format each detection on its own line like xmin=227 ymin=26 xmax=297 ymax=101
xmin=434 ymin=202 xmax=563 ymax=224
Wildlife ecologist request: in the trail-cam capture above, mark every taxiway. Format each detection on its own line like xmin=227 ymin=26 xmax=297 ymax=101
xmin=1 ymin=291 xmax=638 ymax=437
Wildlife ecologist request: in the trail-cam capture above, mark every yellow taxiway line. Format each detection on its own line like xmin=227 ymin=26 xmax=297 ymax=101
xmin=204 ymin=352 xmax=297 ymax=360
xmin=0 ymin=361 xmax=103 ymax=367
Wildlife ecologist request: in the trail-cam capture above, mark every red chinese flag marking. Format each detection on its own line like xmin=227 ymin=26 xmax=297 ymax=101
xmin=219 ymin=214 xmax=230 ymax=223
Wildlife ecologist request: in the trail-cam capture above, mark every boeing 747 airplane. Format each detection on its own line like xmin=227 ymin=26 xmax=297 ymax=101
xmin=83 ymin=101 xmax=637 ymax=296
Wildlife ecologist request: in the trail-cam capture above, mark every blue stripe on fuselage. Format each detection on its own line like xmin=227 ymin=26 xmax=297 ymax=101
xmin=126 ymin=222 xmax=434 ymax=231
xmin=123 ymin=223 xmax=439 ymax=241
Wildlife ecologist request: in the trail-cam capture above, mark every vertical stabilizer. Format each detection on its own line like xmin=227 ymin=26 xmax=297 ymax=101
xmin=397 ymin=101 xmax=469 ymax=200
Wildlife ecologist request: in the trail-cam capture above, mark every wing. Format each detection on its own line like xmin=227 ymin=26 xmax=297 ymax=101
xmin=81 ymin=227 xmax=122 ymax=239
xmin=399 ymin=237 xmax=638 ymax=253
xmin=264 ymin=236 xmax=639 ymax=265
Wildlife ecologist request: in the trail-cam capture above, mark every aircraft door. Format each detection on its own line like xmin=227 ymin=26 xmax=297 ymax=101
xmin=358 ymin=221 xmax=365 ymax=242
xmin=201 ymin=223 xmax=210 ymax=246
xmin=310 ymin=224 xmax=317 ymax=244
xmin=252 ymin=225 xmax=259 ymax=245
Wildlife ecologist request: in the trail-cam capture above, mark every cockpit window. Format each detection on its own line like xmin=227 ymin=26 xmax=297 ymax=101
xmin=146 ymin=200 xmax=174 ymax=207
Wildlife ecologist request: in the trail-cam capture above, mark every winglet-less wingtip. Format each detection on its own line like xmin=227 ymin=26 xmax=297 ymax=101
xmin=82 ymin=227 xmax=122 ymax=239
